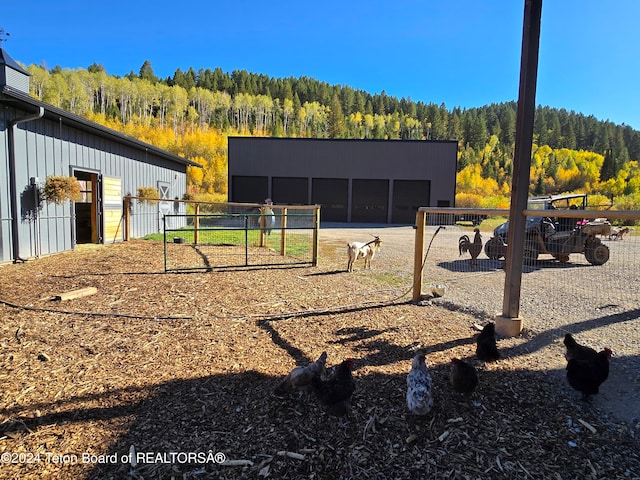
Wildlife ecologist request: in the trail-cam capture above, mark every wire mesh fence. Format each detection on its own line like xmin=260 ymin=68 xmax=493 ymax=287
xmin=415 ymin=208 xmax=640 ymax=327
xmin=163 ymin=209 xmax=319 ymax=272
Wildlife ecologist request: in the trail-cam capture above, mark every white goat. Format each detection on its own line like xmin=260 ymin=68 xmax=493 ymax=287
xmin=347 ymin=236 xmax=382 ymax=272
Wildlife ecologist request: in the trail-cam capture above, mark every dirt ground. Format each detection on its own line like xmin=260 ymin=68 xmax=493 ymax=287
xmin=0 ymin=229 xmax=639 ymax=479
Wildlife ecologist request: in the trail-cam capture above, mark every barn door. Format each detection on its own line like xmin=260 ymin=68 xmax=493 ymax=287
xmin=157 ymin=181 xmax=171 ymax=230
xmin=74 ymin=170 xmax=102 ymax=244
xmin=102 ymin=176 xmax=123 ymax=243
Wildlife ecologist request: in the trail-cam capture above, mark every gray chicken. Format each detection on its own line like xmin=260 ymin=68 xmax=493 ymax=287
xmin=273 ymin=351 xmax=327 ymax=397
xmin=406 ymin=353 xmax=434 ymax=416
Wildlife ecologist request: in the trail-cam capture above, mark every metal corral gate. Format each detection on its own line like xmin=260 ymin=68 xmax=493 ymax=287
xmin=412 ymin=207 xmax=640 ymax=330
xmin=163 ymin=208 xmax=320 ymax=272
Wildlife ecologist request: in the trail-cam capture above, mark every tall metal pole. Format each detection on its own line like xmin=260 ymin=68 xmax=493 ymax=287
xmin=498 ymin=0 xmax=543 ymax=335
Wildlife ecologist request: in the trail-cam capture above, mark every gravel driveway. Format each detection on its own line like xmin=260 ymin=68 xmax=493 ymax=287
xmin=320 ymin=222 xmax=640 ymax=426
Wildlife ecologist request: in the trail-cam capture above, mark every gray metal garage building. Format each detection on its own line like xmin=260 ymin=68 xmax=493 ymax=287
xmin=228 ymin=136 xmax=458 ymax=224
xmin=0 ymin=48 xmax=199 ymax=264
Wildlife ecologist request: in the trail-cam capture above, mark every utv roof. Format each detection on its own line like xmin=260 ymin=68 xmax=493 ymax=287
xmin=527 ymin=194 xmax=588 ymax=210
xmin=528 ymin=193 xmax=587 ymax=203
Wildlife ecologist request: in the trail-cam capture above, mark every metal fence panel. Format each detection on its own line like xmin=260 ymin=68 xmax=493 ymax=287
xmin=163 ymin=212 xmax=317 ymax=272
xmin=414 ymin=208 xmax=640 ymax=327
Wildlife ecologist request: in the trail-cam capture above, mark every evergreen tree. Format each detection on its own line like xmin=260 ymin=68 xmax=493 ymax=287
xmin=565 ymin=123 xmax=577 ymax=150
xmin=340 ymin=87 xmax=355 ymax=116
xmin=499 ymin=106 xmax=516 ymax=145
xmin=139 ymin=60 xmax=158 ymax=83
xmin=87 ymin=62 xmax=105 ymax=73
xmin=547 ymin=111 xmax=562 ymax=149
xmin=283 ymin=80 xmax=294 ymax=101
xmin=198 ymin=68 xmax=214 ymax=90
xmin=600 ymin=149 xmax=616 ymax=181
xmin=171 ymin=68 xmax=185 ymax=88
xmin=534 ymin=174 xmax=545 ymax=195
xmin=293 ymin=92 xmax=302 ymax=116
xmin=365 ymin=99 xmax=374 ymax=115
xmin=448 ymin=110 xmax=463 ymax=142
xmin=328 ymin=92 xmax=346 ymax=138
xmin=374 ymin=94 xmax=386 ymax=115
xmin=354 ymin=92 xmax=366 ymax=115
xmin=466 ymin=113 xmax=487 ymax=150
xmin=185 ymin=67 xmax=197 ymax=91
xmin=534 ymin=109 xmax=548 ymax=146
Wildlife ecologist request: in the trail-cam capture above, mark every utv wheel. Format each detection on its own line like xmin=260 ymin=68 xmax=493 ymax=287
xmin=484 ymin=237 xmax=505 ymax=260
xmin=523 ymin=248 xmax=539 ymax=264
xmin=585 ymin=244 xmax=610 ymax=265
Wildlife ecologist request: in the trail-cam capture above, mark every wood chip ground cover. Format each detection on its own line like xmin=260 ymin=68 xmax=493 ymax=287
xmin=0 ymin=238 xmax=638 ymax=479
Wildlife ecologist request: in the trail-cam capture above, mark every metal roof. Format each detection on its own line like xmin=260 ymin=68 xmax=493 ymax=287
xmin=0 ymin=84 xmax=201 ymax=168
xmin=0 ymin=48 xmax=30 ymax=75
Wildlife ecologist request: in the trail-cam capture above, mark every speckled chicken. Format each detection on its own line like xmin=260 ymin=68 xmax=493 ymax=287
xmin=563 ymin=334 xmax=612 ymax=401
xmin=311 ymin=358 xmax=355 ymax=416
xmin=476 ymin=322 xmax=500 ymax=362
xmin=449 ymin=358 xmax=478 ymax=394
xmin=459 ymin=228 xmax=483 ymax=266
xmin=406 ymin=353 xmax=434 ymax=416
xmin=273 ymin=351 xmax=327 ymax=397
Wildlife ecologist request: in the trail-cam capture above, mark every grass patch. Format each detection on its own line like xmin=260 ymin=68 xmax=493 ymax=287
xmin=146 ymin=227 xmax=313 ymax=259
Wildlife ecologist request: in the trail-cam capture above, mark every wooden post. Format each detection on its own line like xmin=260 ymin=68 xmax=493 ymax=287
xmin=123 ymin=197 xmax=131 ymax=241
xmin=259 ymin=206 xmax=266 ymax=247
xmin=498 ymin=0 xmax=543 ymax=337
xmin=280 ymin=207 xmax=288 ymax=256
xmin=194 ymin=203 xmax=200 ymax=245
xmin=412 ymin=210 xmax=426 ymax=301
xmin=312 ymin=206 xmax=320 ymax=266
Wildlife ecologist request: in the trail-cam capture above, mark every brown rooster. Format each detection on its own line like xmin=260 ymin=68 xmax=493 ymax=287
xmin=563 ymin=334 xmax=612 ymax=401
xmin=311 ymin=358 xmax=356 ymax=416
xmin=273 ymin=351 xmax=327 ymax=397
xmin=459 ymin=228 xmax=483 ymax=266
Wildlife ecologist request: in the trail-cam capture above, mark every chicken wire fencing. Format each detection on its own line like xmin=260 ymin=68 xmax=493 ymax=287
xmin=414 ymin=208 xmax=640 ymax=328
xmin=163 ymin=208 xmax=319 ymax=272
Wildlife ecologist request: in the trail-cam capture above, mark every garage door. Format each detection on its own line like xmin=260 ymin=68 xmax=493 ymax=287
xmin=392 ymin=180 xmax=430 ymax=224
xmin=312 ymin=178 xmax=347 ymax=222
xmin=351 ymin=179 xmax=389 ymax=223
xmin=272 ymin=177 xmax=308 ymax=204
xmin=232 ymin=176 xmax=269 ymax=203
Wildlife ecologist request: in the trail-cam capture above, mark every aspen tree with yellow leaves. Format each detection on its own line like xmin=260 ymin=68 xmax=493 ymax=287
xmin=24 ymin=59 xmax=640 ymax=211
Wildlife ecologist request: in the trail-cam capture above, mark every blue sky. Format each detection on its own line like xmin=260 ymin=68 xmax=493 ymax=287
xmin=3 ymin=1 xmax=639 ymax=129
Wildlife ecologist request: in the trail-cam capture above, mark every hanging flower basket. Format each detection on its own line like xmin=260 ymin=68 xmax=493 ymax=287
xmin=137 ymin=186 xmax=160 ymax=205
xmin=43 ymin=175 xmax=82 ymax=205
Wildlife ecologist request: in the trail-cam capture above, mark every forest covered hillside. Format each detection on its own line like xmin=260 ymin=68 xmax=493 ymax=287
xmin=24 ymin=60 xmax=640 ymax=210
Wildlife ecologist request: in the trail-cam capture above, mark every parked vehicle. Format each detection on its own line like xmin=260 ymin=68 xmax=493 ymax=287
xmin=484 ymin=194 xmax=611 ymax=265
xmin=455 ymin=213 xmax=487 ymax=227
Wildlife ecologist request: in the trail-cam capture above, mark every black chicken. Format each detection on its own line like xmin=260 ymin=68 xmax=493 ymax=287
xmin=311 ymin=358 xmax=355 ymax=416
xmin=476 ymin=322 xmax=500 ymax=362
xmin=563 ymin=333 xmax=612 ymax=400
xmin=449 ymin=358 xmax=478 ymax=394
xmin=459 ymin=228 xmax=483 ymax=266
